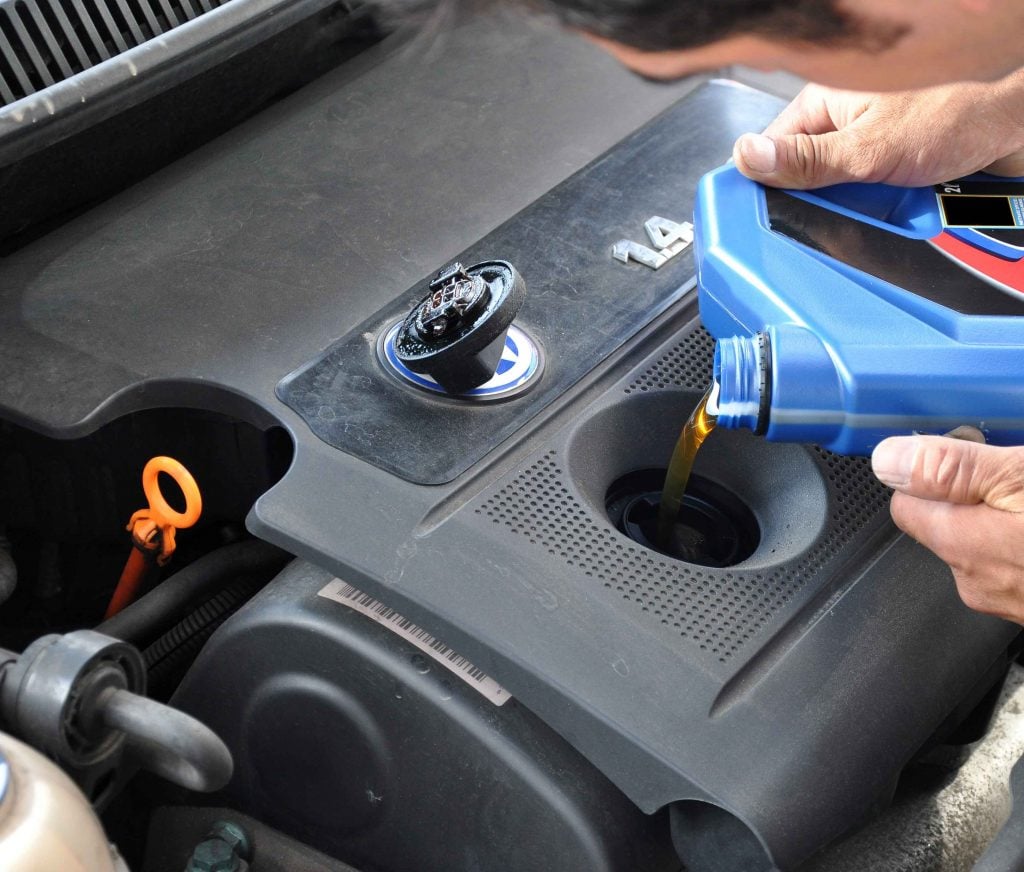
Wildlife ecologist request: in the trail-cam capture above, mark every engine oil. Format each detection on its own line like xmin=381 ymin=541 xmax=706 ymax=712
xmin=657 ymin=387 xmax=717 ymax=548
xmin=694 ymin=168 xmax=1024 ymax=455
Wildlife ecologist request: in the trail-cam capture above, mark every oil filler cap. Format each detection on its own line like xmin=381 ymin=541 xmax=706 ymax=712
xmin=393 ymin=261 xmax=527 ymax=394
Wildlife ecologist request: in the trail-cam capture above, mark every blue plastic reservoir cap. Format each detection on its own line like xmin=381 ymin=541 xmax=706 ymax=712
xmin=712 ymin=334 xmax=764 ymax=431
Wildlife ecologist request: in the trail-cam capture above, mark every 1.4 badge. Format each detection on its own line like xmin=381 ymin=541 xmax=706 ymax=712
xmin=612 ymin=216 xmax=693 ymax=270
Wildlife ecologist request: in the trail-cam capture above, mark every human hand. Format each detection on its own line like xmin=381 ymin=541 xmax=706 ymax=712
xmin=871 ymin=434 xmax=1024 ymax=624
xmin=733 ymin=74 xmax=1024 ymax=190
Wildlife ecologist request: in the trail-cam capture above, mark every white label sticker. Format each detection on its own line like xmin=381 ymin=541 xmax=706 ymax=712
xmin=318 ymin=579 xmax=511 ymax=707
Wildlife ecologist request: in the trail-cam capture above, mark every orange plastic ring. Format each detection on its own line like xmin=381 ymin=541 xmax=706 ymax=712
xmin=142 ymin=456 xmax=202 ymax=529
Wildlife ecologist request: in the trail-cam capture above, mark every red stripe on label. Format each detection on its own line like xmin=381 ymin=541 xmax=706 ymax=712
xmin=932 ymin=232 xmax=1024 ymax=294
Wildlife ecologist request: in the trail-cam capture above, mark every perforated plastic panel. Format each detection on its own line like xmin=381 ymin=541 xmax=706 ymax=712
xmin=480 ymin=325 xmax=891 ymax=663
xmin=624 ymin=324 xmax=716 ymax=393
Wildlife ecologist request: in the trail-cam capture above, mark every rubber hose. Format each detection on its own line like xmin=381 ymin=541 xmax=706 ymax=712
xmin=101 ymin=688 xmax=233 ymax=792
xmin=96 ymin=540 xmax=289 ymax=647
xmin=144 ymin=578 xmax=263 ymax=697
xmin=0 ymin=531 xmax=16 ymax=607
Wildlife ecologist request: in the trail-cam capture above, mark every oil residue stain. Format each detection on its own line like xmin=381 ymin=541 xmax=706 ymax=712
xmin=657 ymin=387 xmax=718 ymax=549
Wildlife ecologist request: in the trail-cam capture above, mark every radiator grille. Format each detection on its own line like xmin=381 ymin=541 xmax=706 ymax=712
xmin=0 ymin=0 xmax=227 ymax=105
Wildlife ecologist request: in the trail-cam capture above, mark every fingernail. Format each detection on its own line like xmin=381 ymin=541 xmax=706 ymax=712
xmin=944 ymin=424 xmax=986 ymax=444
xmin=737 ymin=134 xmax=777 ymax=174
xmin=871 ymin=437 xmax=918 ymax=489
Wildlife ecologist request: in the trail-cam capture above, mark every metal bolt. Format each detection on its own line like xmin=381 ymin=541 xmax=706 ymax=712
xmin=209 ymin=820 xmax=252 ymax=861
xmin=187 ymin=838 xmax=238 ymax=872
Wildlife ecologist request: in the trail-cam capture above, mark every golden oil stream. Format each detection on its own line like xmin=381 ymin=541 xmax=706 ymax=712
xmin=656 ymin=387 xmax=718 ymax=549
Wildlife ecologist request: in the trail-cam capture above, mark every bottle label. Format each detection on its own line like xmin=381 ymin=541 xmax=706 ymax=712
xmin=936 ymin=180 xmax=1024 ymax=229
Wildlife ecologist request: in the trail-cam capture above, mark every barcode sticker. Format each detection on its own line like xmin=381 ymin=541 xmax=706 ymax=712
xmin=318 ymin=579 xmax=510 ymax=707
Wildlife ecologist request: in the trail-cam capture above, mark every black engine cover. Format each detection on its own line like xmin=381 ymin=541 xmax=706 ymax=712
xmin=172 ymin=560 xmax=678 ymax=872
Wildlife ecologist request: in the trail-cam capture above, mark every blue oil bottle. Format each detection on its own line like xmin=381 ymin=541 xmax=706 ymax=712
xmin=694 ymin=167 xmax=1024 ymax=455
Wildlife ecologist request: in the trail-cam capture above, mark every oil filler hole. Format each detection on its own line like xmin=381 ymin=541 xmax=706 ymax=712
xmin=605 ymin=469 xmax=760 ymax=567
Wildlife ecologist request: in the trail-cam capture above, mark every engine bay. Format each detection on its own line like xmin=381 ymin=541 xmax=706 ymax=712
xmin=1 ymin=7 xmax=1023 ymax=871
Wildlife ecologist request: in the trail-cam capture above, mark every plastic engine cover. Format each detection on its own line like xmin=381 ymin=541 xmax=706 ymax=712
xmin=171 ymin=560 xmax=679 ymax=872
xmin=251 ymin=84 xmax=1020 ymax=869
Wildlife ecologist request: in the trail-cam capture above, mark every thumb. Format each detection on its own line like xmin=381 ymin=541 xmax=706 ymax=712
xmin=871 ymin=435 xmax=1024 ymax=511
xmin=733 ymin=131 xmax=865 ymax=190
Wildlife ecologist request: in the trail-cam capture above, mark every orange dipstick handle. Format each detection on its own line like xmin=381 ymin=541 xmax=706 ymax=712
xmin=104 ymin=457 xmax=203 ymax=619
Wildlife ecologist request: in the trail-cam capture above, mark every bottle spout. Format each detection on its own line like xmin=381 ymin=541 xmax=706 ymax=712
xmin=712 ymin=333 xmax=770 ymax=434
xmin=705 ymin=379 xmax=720 ymax=416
